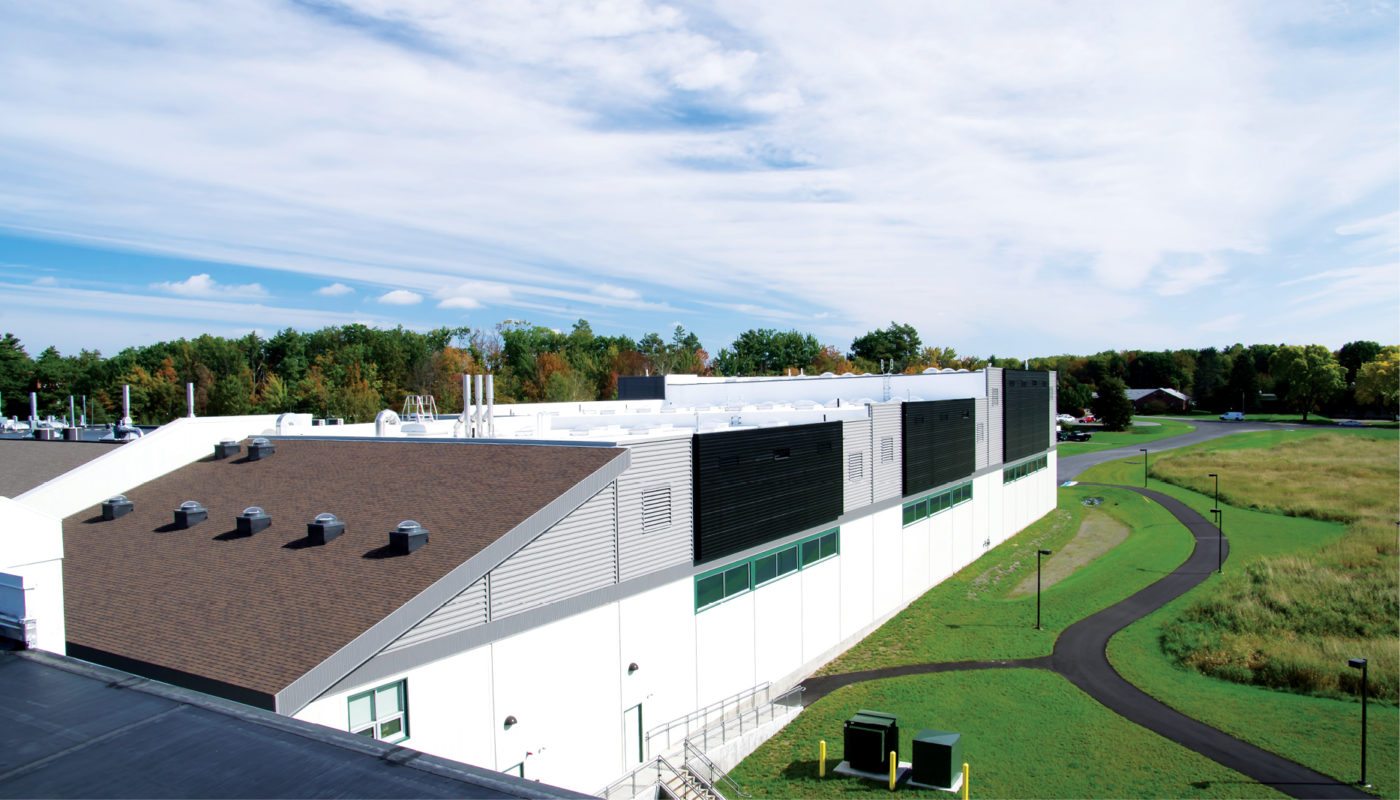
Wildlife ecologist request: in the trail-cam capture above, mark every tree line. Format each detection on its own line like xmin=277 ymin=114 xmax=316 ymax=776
xmin=0 ymin=321 xmax=1394 ymax=426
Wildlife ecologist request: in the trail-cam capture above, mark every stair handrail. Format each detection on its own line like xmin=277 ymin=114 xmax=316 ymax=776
xmin=598 ymin=755 xmax=696 ymax=800
xmin=645 ymin=682 xmax=771 ymax=757
xmin=683 ymin=739 xmax=747 ymax=799
xmin=687 ymin=684 xmax=805 ymax=752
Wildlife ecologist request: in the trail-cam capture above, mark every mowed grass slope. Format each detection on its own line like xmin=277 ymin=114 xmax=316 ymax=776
xmin=818 ymin=484 xmax=1193 ymax=673
xmin=1056 ymin=416 xmax=1195 ymax=455
xmin=729 ymin=670 xmax=1284 ymax=799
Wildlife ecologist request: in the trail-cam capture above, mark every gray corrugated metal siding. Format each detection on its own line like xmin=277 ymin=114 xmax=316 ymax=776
xmin=618 ymin=437 xmax=693 ymax=581
xmin=1049 ymin=370 xmax=1058 ymax=448
xmin=842 ymin=417 xmax=873 ymax=513
xmin=489 ymin=483 xmax=617 ymax=620
xmin=380 ymin=578 xmax=486 ymax=654
xmin=974 ymin=397 xmax=989 ymax=470
xmin=986 ymin=368 xmax=1004 ymax=467
xmin=870 ymin=403 xmax=902 ymax=503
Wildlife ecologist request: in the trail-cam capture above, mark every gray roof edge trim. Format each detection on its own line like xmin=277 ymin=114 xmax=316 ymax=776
xmin=263 ymin=434 xmax=623 ymax=448
xmin=12 ymin=651 xmax=591 ymax=800
xmin=276 ymin=448 xmax=631 ymax=714
xmin=321 ymin=560 xmax=694 ymax=698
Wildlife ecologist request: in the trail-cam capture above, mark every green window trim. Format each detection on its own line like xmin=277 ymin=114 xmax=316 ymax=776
xmin=695 ymin=528 xmax=841 ymax=611
xmin=901 ymin=481 xmax=974 ymax=527
xmin=1003 ymin=454 xmax=1049 ymax=484
xmin=348 ymin=679 xmax=408 ymax=743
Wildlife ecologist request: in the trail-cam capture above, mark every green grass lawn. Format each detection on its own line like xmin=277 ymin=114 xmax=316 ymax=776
xmin=1056 ymin=417 xmax=1195 ymax=455
xmin=1081 ymin=428 xmax=1399 ymax=798
xmin=1173 ymin=411 xmax=1339 ymax=424
xmin=818 ymin=484 xmax=1193 ymax=673
xmin=730 ymin=670 xmax=1284 ymax=799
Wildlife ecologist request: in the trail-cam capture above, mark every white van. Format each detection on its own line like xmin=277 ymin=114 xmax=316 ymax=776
xmin=1219 ymin=411 xmax=1245 ymax=421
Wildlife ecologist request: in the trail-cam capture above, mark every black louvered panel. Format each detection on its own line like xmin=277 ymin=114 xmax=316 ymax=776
xmin=902 ymin=399 xmax=976 ymax=496
xmin=692 ymin=422 xmax=843 ymax=564
xmin=1003 ymin=369 xmax=1051 ymax=462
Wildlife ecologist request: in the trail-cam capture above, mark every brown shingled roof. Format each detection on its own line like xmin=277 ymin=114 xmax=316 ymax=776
xmin=63 ymin=438 xmax=623 ymax=702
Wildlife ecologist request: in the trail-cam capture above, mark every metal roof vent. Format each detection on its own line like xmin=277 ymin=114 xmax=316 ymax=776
xmin=248 ymin=437 xmax=275 ymax=461
xmin=236 ymin=505 xmax=271 ymax=536
xmin=214 ymin=439 xmax=241 ymax=460
xmin=174 ymin=500 xmax=207 ymax=529
xmin=308 ymin=512 xmax=345 ymax=545
xmin=101 ymin=494 xmax=134 ymax=521
xmin=390 ymin=520 xmax=429 ymax=554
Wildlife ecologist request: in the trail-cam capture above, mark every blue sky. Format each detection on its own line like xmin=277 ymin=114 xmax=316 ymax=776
xmin=0 ymin=0 xmax=1396 ymax=358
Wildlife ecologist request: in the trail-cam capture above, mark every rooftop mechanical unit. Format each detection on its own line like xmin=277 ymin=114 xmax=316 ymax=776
xmin=174 ymin=500 xmax=207 ymax=529
xmin=844 ymin=710 xmax=899 ymax=774
xmin=247 ymin=437 xmax=275 ymax=461
xmin=101 ymin=495 xmax=133 ymax=521
xmin=214 ymin=440 xmax=241 ymax=459
xmin=390 ymin=520 xmax=429 ymax=554
xmin=307 ymin=513 xmax=345 ymax=545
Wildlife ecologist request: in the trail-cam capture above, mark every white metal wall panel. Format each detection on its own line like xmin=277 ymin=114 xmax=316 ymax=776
xmin=381 ymin=577 xmax=487 ymax=654
xmin=974 ymin=397 xmax=989 ymax=470
xmin=490 ymin=484 xmax=617 ymax=620
xmin=842 ymin=418 xmax=873 ymax=513
xmin=870 ymin=403 xmax=903 ymax=503
xmin=618 ymin=437 xmax=693 ymax=581
xmin=986 ymin=368 xmax=1004 ymax=467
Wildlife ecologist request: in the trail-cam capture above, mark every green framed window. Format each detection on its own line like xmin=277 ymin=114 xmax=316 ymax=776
xmin=348 ymin=680 xmax=408 ymax=743
xmin=1004 ymin=455 xmax=1049 ymax=483
xmin=902 ymin=481 xmax=973 ymax=527
xmin=695 ymin=528 xmax=839 ymax=611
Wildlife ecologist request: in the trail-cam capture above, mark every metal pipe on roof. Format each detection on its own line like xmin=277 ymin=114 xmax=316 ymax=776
xmin=122 ymin=384 xmax=131 ymax=426
xmin=69 ymin=395 xmax=76 ymax=428
xmin=474 ymin=374 xmax=484 ymax=437
xmin=30 ymin=391 xmax=37 ymax=427
xmin=486 ymin=374 xmax=495 ymax=438
xmin=187 ymin=382 xmax=195 ymax=418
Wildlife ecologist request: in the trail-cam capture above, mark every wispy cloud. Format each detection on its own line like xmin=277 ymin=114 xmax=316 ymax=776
xmin=151 ymin=273 xmax=268 ymax=298
xmin=377 ymin=289 xmax=423 ymax=305
xmin=316 ymin=281 xmax=355 ymax=296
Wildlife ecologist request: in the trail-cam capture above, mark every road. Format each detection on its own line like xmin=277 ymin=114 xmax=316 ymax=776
xmin=1057 ymin=418 xmax=1287 ymax=482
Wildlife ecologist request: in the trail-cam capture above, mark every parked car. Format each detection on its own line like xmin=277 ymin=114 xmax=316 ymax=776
xmin=1220 ymin=411 xmax=1245 ymax=421
xmin=1056 ymin=414 xmax=1077 ymax=424
xmin=1078 ymin=413 xmax=1097 ymax=424
xmin=1337 ymin=419 xmax=1364 ymax=427
xmin=1057 ymin=429 xmax=1092 ymax=442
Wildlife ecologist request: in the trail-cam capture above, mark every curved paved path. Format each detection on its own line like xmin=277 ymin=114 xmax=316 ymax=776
xmin=1057 ymin=418 xmax=1291 ymax=483
xmin=804 ymin=456 xmax=1371 ymax=797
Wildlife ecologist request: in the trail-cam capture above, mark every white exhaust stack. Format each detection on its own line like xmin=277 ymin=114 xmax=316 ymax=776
xmin=122 ymin=384 xmax=132 ymax=427
xmin=186 ymin=382 xmax=195 ymax=418
xmin=69 ymin=395 xmax=76 ymax=427
xmin=486 ymin=374 xmax=495 ymax=438
xmin=29 ymin=392 xmax=37 ymax=427
xmin=474 ymin=374 xmax=484 ymax=438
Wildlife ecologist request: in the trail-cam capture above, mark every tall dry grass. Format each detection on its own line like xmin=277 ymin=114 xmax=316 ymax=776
xmin=1152 ymin=435 xmax=1399 ymax=702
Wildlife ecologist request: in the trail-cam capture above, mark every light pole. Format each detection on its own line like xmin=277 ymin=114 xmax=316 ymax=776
xmin=1140 ymin=449 xmax=1148 ymax=488
xmin=1348 ymin=657 xmax=1369 ymax=788
xmin=1208 ymin=473 xmax=1219 ymax=512
xmin=1036 ymin=549 xmax=1052 ymax=630
xmin=1210 ymin=509 xmax=1223 ymax=574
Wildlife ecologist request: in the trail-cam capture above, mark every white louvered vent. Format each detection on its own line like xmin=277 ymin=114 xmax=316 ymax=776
xmin=641 ymin=485 xmax=672 ymax=532
xmin=847 ymin=452 xmax=864 ymax=482
xmin=880 ymin=437 xmax=894 ymax=463
xmin=976 ymin=422 xmax=985 ymax=442
xmin=990 ymin=387 xmax=1000 ymax=405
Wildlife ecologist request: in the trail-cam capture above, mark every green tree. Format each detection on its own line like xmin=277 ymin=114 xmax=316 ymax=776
xmin=1337 ymin=340 xmax=1382 ymax=384
xmin=1091 ymin=377 xmax=1134 ymax=431
xmin=1057 ymin=374 xmax=1093 ymax=416
xmin=1269 ymin=344 xmax=1345 ymax=422
xmin=1354 ymin=346 xmax=1399 ymax=414
xmin=0 ymin=333 xmax=33 ymax=419
xmin=849 ymin=322 xmax=921 ymax=371
xmin=1192 ymin=347 xmax=1229 ymax=411
xmin=714 ymin=329 xmax=821 ymax=376
xmin=1225 ymin=352 xmax=1258 ymax=412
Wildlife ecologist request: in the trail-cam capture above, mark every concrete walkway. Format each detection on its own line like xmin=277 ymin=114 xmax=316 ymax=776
xmin=803 ymin=439 xmax=1372 ymax=797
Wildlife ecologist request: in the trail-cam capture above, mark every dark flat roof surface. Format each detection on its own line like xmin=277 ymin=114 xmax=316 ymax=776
xmin=0 ymin=439 xmax=117 ymax=497
xmin=62 ymin=438 xmax=623 ymax=700
xmin=0 ymin=649 xmax=591 ymax=799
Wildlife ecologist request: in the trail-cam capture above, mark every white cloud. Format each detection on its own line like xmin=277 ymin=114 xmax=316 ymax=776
xmin=594 ymin=283 xmax=640 ymax=301
xmin=32 ymin=276 xmax=57 ymax=286
xmin=0 ymin=1 xmax=1394 ymax=352
xmin=151 ymin=272 xmax=267 ymax=298
xmin=377 ymin=289 xmax=423 ymax=305
xmin=315 ymin=282 xmax=355 ymax=296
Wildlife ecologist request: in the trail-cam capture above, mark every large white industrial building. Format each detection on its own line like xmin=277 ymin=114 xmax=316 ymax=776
xmin=1 ymin=367 xmax=1058 ymax=794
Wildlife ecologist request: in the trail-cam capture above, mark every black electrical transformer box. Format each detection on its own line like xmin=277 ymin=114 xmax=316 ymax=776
xmin=844 ymin=710 xmax=899 ymax=774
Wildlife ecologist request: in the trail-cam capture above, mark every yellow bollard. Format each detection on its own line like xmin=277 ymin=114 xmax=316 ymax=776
xmin=889 ymin=751 xmax=897 ymax=791
xmin=819 ymin=740 xmax=826 ymax=778
xmin=962 ymin=762 xmax=970 ymax=800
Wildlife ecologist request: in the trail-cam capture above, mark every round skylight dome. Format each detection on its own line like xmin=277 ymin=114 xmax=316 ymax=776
xmin=251 ymin=437 xmax=270 ymax=446
xmin=396 ymin=520 xmax=423 ymax=533
xmin=107 ymin=494 xmax=129 ymax=504
xmin=179 ymin=500 xmax=205 ymax=512
xmin=314 ymin=512 xmax=339 ymax=524
xmin=220 ymin=439 xmax=237 ymax=447
xmin=242 ymin=506 xmax=265 ymax=517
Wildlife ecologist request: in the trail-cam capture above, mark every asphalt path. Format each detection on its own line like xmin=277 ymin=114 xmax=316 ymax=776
xmin=800 ymin=425 xmax=1373 ymax=799
xmin=1057 ymin=418 xmax=1289 ymax=482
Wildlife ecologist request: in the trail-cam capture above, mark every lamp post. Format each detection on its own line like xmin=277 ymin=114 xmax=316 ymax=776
xmin=1208 ymin=473 xmax=1219 ymax=512
xmin=1036 ymin=549 xmax=1052 ymax=630
xmin=1140 ymin=449 xmax=1149 ymax=488
xmin=1348 ymin=657 xmax=1369 ymax=788
xmin=1210 ymin=509 xmax=1223 ymax=574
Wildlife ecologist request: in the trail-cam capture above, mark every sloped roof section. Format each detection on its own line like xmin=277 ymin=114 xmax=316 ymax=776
xmin=62 ymin=438 xmax=625 ymax=708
